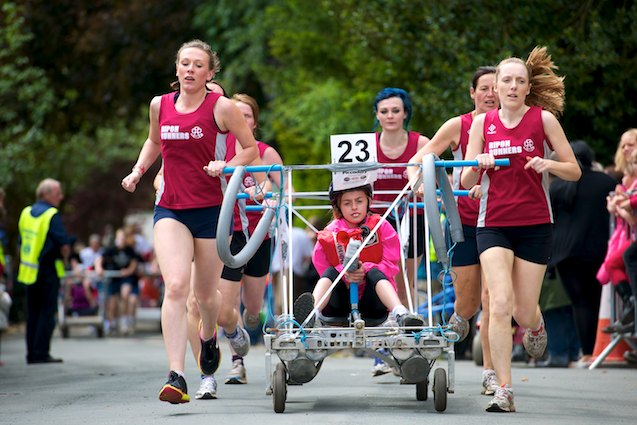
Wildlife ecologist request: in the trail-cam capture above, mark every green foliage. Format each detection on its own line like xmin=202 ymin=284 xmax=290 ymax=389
xmin=2 ymin=0 xmax=636 ymax=241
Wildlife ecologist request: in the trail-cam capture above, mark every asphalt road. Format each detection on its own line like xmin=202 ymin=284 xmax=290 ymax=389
xmin=1 ymin=327 xmax=635 ymax=425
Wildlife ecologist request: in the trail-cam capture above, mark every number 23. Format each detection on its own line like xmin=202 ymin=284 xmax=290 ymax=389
xmin=337 ymin=140 xmax=370 ymax=163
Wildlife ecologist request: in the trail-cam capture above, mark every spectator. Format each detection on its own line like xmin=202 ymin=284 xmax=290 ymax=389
xmin=80 ymin=234 xmax=103 ymax=268
xmin=549 ymin=141 xmax=617 ymax=367
xmin=18 ymin=178 xmax=70 ymax=364
xmin=95 ymin=228 xmax=140 ymax=336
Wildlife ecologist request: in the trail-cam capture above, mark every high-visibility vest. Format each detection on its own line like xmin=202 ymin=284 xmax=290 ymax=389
xmin=0 ymin=242 xmax=5 ymax=274
xmin=17 ymin=206 xmax=65 ymax=285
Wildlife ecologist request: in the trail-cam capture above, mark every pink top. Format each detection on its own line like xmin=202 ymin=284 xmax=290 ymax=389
xmin=156 ymin=92 xmax=227 ymax=209
xmin=225 ymin=135 xmax=272 ymax=236
xmin=452 ymin=112 xmax=480 ymax=226
xmin=312 ymin=216 xmax=401 ymax=296
xmin=373 ymin=131 xmax=423 ymax=215
xmin=478 ymin=106 xmax=553 ymax=227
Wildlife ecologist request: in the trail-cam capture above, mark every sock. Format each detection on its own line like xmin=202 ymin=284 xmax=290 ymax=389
xmin=225 ymin=327 xmax=238 ymax=339
xmin=174 ymin=370 xmax=185 ymax=378
xmin=232 ymin=355 xmax=244 ymax=364
xmin=392 ymin=305 xmax=409 ymax=317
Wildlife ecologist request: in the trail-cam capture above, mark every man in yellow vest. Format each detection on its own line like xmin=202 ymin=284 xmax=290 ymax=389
xmin=18 ymin=178 xmax=69 ymax=364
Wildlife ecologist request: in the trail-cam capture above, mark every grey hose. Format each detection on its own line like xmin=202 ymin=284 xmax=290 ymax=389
xmin=422 ymin=154 xmax=449 ymax=267
xmin=437 ymin=166 xmax=464 ymax=245
xmin=217 ymin=166 xmax=276 ymax=268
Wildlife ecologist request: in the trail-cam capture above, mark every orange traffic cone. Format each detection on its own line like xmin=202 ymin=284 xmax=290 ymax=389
xmin=592 ymin=284 xmax=630 ymax=363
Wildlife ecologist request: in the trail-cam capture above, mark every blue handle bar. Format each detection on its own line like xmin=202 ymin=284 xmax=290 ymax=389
xmin=236 ymin=192 xmax=273 ymax=200
xmin=434 ymin=159 xmax=510 ymax=168
xmin=222 ymin=165 xmax=284 ymax=174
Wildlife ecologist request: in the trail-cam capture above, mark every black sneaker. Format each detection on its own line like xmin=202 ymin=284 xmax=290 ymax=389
xmin=293 ymin=292 xmax=315 ymax=328
xmin=198 ymin=332 xmax=222 ymax=376
xmin=159 ymin=371 xmax=190 ymax=404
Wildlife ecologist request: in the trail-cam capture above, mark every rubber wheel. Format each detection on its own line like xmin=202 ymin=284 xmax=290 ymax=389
xmin=416 ymin=378 xmax=428 ymax=401
xmin=96 ymin=326 xmax=104 ymax=339
xmin=472 ymin=332 xmax=483 ymax=366
xmin=432 ymin=368 xmax=447 ymax=412
xmin=272 ymin=362 xmax=287 ymax=413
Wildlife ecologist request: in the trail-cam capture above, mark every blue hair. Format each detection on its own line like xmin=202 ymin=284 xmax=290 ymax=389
xmin=373 ymin=87 xmax=413 ymax=130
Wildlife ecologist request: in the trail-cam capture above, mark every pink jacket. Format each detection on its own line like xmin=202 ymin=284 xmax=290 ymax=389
xmin=312 ymin=216 xmax=401 ymax=294
xmin=597 ymin=217 xmax=632 ymax=285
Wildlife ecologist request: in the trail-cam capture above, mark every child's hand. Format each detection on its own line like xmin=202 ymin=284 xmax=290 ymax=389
xmin=344 ymin=263 xmax=365 ymax=284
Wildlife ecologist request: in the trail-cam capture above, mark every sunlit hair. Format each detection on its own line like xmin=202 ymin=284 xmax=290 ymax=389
xmin=231 ymin=93 xmax=259 ymax=136
xmin=614 ymin=128 xmax=637 ymax=174
xmin=496 ymin=46 xmax=565 ymax=117
xmin=471 ymin=66 xmax=496 ymax=90
xmin=170 ymin=39 xmax=221 ymax=91
xmin=373 ymin=87 xmax=413 ymax=130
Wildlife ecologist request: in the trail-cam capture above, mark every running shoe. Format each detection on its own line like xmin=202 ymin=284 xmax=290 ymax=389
xmin=242 ymin=310 xmax=261 ymax=331
xmin=396 ymin=313 xmax=425 ymax=330
xmin=486 ymin=385 xmax=515 ymax=412
xmin=194 ymin=375 xmax=218 ymax=400
xmin=226 ymin=326 xmax=251 ymax=357
xmin=372 ymin=348 xmax=392 ymax=377
xmin=481 ymin=369 xmax=498 ymax=396
xmin=372 ymin=361 xmax=393 ymax=377
xmin=449 ymin=312 xmax=470 ymax=342
xmin=224 ymin=359 xmax=248 ymax=384
xmin=159 ymin=371 xmax=190 ymax=404
xmin=523 ymin=317 xmax=547 ymax=359
xmin=293 ymin=292 xmax=315 ymax=328
xmin=199 ymin=324 xmax=221 ymax=376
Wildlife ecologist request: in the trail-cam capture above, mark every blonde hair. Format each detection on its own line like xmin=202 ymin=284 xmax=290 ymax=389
xmin=231 ymin=93 xmax=259 ymax=136
xmin=496 ymin=46 xmax=565 ymax=117
xmin=614 ymin=128 xmax=637 ymax=174
xmin=170 ymin=39 xmax=221 ymax=91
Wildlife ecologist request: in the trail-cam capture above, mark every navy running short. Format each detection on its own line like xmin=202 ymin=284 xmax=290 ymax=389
xmin=153 ymin=205 xmax=220 ymax=239
xmin=221 ymin=231 xmax=272 ymax=281
xmin=451 ymin=225 xmax=480 ymax=267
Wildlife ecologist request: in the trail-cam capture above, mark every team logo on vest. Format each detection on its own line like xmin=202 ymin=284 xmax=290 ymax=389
xmin=243 ymin=175 xmax=255 ymax=188
xmin=377 ymin=168 xmax=402 ymax=180
xmin=161 ymin=125 xmax=190 ymax=140
xmin=488 ymin=139 xmax=522 ymax=156
xmin=523 ymin=138 xmax=535 ymax=153
xmin=487 ymin=124 xmax=497 ymax=135
xmin=191 ymin=126 xmax=204 ymax=139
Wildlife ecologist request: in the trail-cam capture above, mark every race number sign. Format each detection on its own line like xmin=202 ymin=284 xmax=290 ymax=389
xmin=330 ymin=133 xmax=378 ymax=191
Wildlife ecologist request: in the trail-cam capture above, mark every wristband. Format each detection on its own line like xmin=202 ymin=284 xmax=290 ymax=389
xmin=132 ymin=164 xmax=146 ymax=175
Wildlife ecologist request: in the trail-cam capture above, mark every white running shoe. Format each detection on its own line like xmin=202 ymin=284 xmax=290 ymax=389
xmin=224 ymin=359 xmax=247 ymax=384
xmin=226 ymin=327 xmax=251 ymax=357
xmin=194 ymin=375 xmax=218 ymax=400
xmin=486 ymin=385 xmax=515 ymax=412
xmin=481 ymin=369 xmax=498 ymax=396
xmin=523 ymin=317 xmax=547 ymax=359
